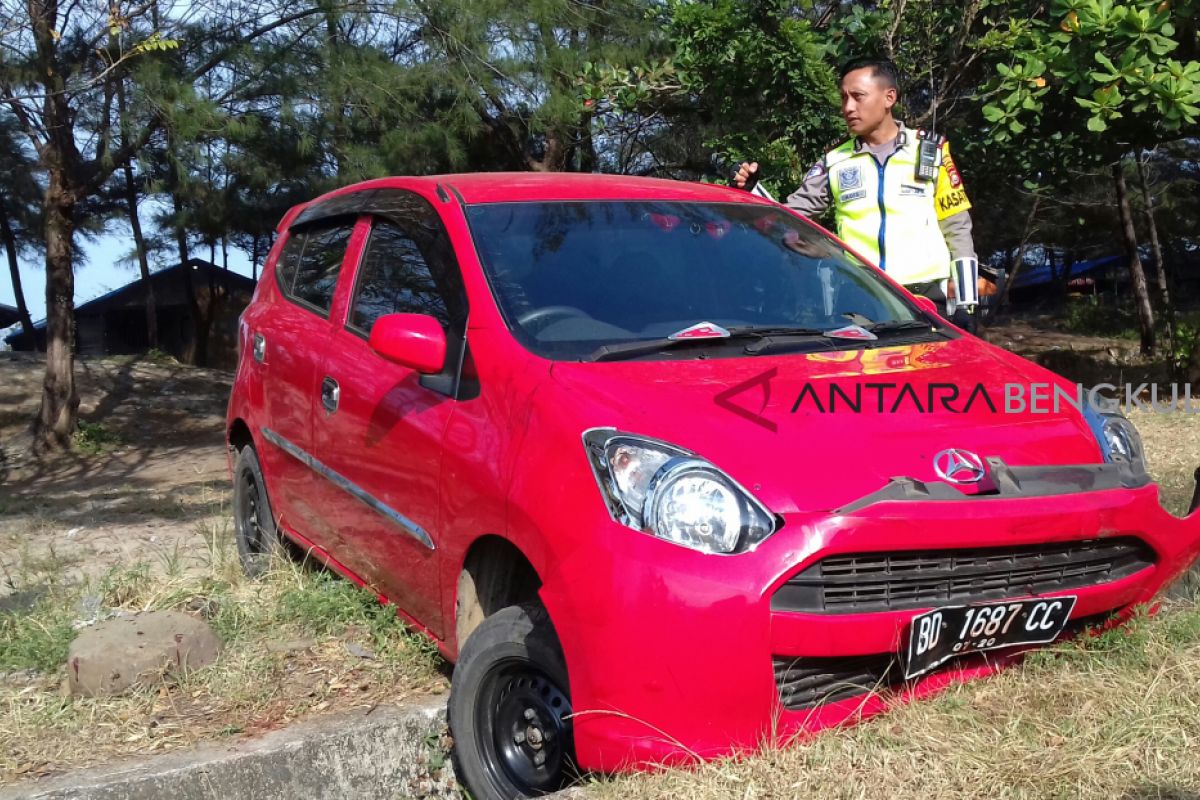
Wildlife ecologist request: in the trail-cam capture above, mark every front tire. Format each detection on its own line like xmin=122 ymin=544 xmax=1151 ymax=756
xmin=232 ymin=446 xmax=283 ymax=578
xmin=449 ymin=603 xmax=574 ymax=799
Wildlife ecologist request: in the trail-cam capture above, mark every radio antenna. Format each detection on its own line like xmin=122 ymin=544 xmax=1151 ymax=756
xmin=928 ymin=0 xmax=938 ymax=134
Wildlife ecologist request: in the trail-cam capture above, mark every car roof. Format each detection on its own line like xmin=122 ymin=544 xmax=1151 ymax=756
xmin=439 ymin=172 xmax=760 ymax=205
xmin=280 ymin=173 xmax=769 ymax=230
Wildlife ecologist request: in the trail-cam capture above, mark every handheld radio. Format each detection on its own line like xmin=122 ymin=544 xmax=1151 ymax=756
xmin=915 ymin=136 xmax=939 ymax=181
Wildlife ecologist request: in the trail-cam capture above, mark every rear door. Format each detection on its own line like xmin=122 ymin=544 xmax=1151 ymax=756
xmin=257 ymin=220 xmax=361 ymax=549
xmin=310 ymin=195 xmax=469 ymax=636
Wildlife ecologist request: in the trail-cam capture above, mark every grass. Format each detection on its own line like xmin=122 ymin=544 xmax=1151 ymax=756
xmin=1060 ymin=296 xmax=1143 ymax=340
xmin=72 ymin=421 xmax=119 ymax=455
xmin=1131 ymin=406 xmax=1199 ymax=519
xmin=0 ymin=515 xmax=446 ymax=782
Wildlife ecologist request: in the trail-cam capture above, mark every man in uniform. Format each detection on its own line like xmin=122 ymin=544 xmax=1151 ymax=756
xmin=734 ymin=56 xmax=981 ymax=332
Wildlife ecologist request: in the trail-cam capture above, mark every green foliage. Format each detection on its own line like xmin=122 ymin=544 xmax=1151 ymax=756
xmin=666 ymin=0 xmax=840 ymax=185
xmin=982 ymin=0 xmax=1200 ymax=160
xmin=73 ymin=420 xmax=118 ymax=455
xmin=1061 ymin=296 xmax=1141 ymax=337
xmin=1169 ymin=311 xmax=1200 ymax=374
xmin=584 ymin=0 xmax=839 ymax=185
xmin=130 ymin=32 xmax=179 ymax=55
xmin=0 ymin=593 xmax=77 ymax=673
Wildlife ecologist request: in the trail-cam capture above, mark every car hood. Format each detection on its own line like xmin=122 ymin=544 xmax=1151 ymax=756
xmin=544 ymin=337 xmax=1103 ymax=513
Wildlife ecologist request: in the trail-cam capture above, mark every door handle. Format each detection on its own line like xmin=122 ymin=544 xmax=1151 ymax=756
xmin=252 ymin=333 xmax=266 ymax=363
xmin=321 ymin=376 xmax=340 ymax=414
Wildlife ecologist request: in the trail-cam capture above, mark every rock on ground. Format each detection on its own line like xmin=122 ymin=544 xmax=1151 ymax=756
xmin=67 ymin=610 xmax=222 ymax=697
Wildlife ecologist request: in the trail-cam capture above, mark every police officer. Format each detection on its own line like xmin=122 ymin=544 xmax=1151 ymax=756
xmin=735 ymin=56 xmax=981 ymax=332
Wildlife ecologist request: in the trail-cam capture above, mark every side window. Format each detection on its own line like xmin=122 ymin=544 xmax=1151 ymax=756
xmin=290 ymin=222 xmax=356 ymax=314
xmin=349 ymin=221 xmax=453 ymax=334
xmin=274 ymin=232 xmax=306 ymax=294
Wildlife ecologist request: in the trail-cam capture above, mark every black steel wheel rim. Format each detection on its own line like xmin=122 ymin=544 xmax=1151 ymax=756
xmin=476 ymin=657 xmax=571 ymax=795
xmin=236 ymin=467 xmax=267 ymax=554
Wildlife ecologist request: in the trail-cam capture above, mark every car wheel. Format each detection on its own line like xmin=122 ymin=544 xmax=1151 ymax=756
xmin=449 ymin=603 xmax=574 ymax=800
xmin=232 ymin=446 xmax=283 ymax=578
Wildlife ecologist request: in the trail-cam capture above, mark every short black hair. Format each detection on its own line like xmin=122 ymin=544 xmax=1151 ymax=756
xmin=839 ymin=57 xmax=900 ymax=92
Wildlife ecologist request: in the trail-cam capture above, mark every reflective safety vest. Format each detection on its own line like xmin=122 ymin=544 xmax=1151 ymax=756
xmin=824 ymin=132 xmax=970 ymax=286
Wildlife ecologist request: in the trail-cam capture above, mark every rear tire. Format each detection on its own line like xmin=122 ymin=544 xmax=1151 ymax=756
xmin=232 ymin=446 xmax=283 ymax=578
xmin=449 ymin=603 xmax=574 ymax=799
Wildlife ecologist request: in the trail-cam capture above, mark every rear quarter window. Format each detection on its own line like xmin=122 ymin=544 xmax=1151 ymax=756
xmin=274 ymin=233 xmax=305 ymax=295
xmin=281 ymin=222 xmax=356 ymax=315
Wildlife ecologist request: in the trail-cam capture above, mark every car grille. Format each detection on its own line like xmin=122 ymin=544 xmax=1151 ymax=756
xmin=773 ymin=612 xmax=1118 ymax=710
xmin=773 ymin=654 xmax=899 ymax=710
xmin=772 ymin=537 xmax=1155 ymax=614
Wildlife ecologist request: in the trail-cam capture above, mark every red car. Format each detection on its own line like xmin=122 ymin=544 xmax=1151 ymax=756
xmin=226 ymin=173 xmax=1200 ymax=799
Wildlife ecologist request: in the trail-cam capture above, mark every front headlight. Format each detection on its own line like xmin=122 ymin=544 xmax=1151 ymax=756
xmin=1083 ymin=407 xmax=1147 ymax=474
xmin=583 ymin=429 xmax=778 ymax=554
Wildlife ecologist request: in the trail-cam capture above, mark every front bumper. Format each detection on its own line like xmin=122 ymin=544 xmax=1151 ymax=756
xmin=541 ymin=478 xmax=1200 ymax=773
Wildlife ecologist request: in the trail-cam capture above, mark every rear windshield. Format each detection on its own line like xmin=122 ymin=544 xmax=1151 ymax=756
xmin=466 ymin=201 xmax=924 ymax=360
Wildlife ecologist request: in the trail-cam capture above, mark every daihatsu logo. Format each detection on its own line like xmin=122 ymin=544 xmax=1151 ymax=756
xmin=934 ymin=449 xmax=987 ymax=484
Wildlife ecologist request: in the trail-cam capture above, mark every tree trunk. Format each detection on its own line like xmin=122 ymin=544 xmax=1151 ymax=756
xmin=35 ymin=173 xmax=80 ymax=453
xmin=0 ymin=207 xmax=38 ymax=348
xmin=123 ymin=161 xmax=157 ymax=349
xmin=1112 ymin=160 xmax=1155 ymax=356
xmin=998 ymin=193 xmax=1041 ymax=311
xmin=1188 ymin=326 xmax=1200 ymax=386
xmin=172 ymin=193 xmax=208 ymax=366
xmin=1136 ymin=151 xmax=1175 ymax=367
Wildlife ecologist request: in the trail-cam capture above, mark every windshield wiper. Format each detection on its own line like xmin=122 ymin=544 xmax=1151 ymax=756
xmin=587 ymin=325 xmax=829 ymax=362
xmin=867 ymin=319 xmax=938 ymax=334
xmin=841 ymin=312 xmax=937 ymax=334
xmin=746 ymin=319 xmax=942 ymax=355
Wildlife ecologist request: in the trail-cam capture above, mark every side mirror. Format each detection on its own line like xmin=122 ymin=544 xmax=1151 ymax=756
xmin=368 ymin=313 xmax=446 ymax=374
xmin=914 ymin=296 xmax=940 ymax=317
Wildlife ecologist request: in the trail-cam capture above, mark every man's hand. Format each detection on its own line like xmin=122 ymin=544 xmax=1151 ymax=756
xmin=733 ymin=161 xmax=759 ymax=190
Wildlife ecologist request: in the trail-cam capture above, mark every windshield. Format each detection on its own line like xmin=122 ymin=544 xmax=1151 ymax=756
xmin=466 ymin=200 xmax=930 ymax=360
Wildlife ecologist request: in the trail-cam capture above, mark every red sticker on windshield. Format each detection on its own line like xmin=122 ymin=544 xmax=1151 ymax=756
xmin=706 ymin=221 xmax=732 ymax=239
xmin=650 ymin=213 xmax=681 ymax=232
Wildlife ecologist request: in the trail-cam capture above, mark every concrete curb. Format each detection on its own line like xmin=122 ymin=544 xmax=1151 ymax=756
xmin=1 ymin=698 xmax=460 ymax=800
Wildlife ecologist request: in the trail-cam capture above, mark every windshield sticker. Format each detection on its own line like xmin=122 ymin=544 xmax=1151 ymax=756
xmin=668 ymin=322 xmax=731 ymax=340
xmin=824 ymin=324 xmax=878 ymax=341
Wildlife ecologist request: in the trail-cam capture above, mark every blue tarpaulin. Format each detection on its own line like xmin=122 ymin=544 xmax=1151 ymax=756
xmin=1010 ymin=254 xmax=1123 ymax=289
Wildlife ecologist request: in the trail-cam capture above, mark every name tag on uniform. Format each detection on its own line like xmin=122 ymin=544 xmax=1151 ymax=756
xmin=840 ymin=189 xmax=867 ymax=203
xmin=899 ymin=184 xmax=927 ymax=197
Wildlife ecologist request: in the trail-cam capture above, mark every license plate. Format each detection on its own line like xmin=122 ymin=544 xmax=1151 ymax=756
xmin=902 ymin=595 xmax=1078 ymax=680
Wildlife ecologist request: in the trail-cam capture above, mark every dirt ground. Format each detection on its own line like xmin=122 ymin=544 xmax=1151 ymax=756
xmin=1 ymin=352 xmax=231 ymax=598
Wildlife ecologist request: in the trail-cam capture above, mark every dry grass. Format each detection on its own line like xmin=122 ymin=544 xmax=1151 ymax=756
xmin=1132 ymin=407 xmax=1199 ymax=519
xmin=0 ymin=515 xmax=446 ymax=783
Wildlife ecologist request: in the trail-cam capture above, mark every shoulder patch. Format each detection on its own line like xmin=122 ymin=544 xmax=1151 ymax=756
xmin=941 ymin=145 xmax=962 ymax=188
xmin=805 ymin=162 xmax=827 ymax=180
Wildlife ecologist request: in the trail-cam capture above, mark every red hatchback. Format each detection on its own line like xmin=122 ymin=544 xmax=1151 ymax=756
xmin=226 ymin=173 xmax=1200 ymax=799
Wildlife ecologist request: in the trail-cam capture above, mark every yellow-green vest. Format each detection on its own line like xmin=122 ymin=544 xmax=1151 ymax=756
xmin=825 ymin=136 xmax=951 ymax=286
